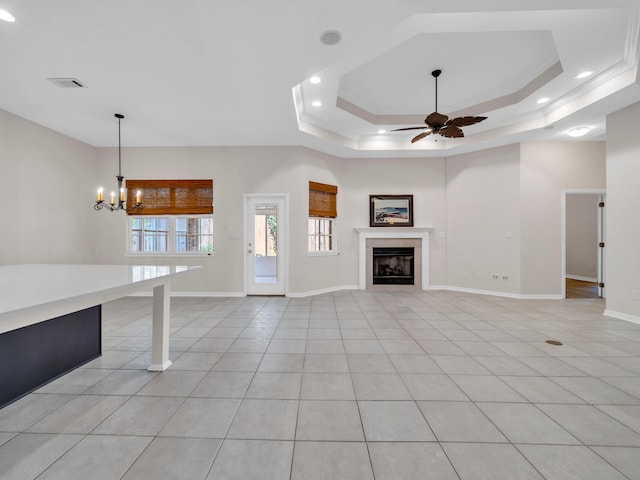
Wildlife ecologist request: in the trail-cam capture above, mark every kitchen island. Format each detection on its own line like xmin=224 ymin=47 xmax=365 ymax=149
xmin=0 ymin=264 xmax=199 ymax=407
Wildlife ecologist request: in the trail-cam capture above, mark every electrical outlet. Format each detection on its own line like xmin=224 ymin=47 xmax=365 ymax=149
xmin=502 ymin=274 xmax=509 ymax=280
xmin=492 ymin=274 xmax=499 ymax=280
xmin=632 ymin=290 xmax=639 ymax=301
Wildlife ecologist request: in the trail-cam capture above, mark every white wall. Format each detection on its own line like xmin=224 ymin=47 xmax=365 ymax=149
xmin=94 ymin=146 xmax=310 ymax=294
xmin=331 ymin=156 xmax=447 ymax=288
xmin=1 ymin=106 xmax=610 ymax=301
xmin=566 ymin=194 xmax=599 ymax=280
xmin=606 ymin=101 xmax=640 ymax=319
xmin=1 ymin=109 xmax=97 ymax=265
xmin=520 ymin=142 xmax=606 ymax=295
xmin=92 ymin=146 xmax=448 ymax=295
xmin=445 ymin=144 xmax=522 ymax=294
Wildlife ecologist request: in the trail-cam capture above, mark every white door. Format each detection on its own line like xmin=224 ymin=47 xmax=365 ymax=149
xmin=244 ymin=195 xmax=287 ymax=295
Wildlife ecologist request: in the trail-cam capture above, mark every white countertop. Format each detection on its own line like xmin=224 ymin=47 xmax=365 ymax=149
xmin=0 ymin=264 xmax=199 ymax=334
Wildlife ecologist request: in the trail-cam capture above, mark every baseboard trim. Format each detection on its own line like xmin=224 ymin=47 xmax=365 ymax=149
xmin=428 ymin=285 xmax=563 ymax=300
xmin=131 ymin=285 xmax=560 ymax=301
xmin=130 ymin=291 xmax=246 ymax=298
xmin=287 ymin=285 xmax=360 ymax=298
xmin=603 ymin=309 xmax=640 ymax=325
xmin=566 ymin=274 xmax=598 ymax=282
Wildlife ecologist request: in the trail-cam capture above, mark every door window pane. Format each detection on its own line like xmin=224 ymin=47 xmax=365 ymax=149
xmin=254 ymin=205 xmax=278 ymax=283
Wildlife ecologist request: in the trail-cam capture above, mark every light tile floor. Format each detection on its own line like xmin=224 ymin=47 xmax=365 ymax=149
xmin=2 ymin=290 xmax=640 ymax=479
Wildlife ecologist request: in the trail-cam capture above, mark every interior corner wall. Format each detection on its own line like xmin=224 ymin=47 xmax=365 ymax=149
xmin=92 ymin=146 xmax=448 ymax=295
xmin=332 ymin=156 xmax=447 ymax=288
xmin=445 ymin=144 xmax=521 ymax=294
xmin=605 ymin=101 xmax=640 ymax=318
xmin=0 ymin=109 xmax=97 ymax=266
xmin=520 ymin=141 xmax=605 ymax=296
xmin=93 ymin=146 xmax=314 ymax=294
xmin=3 ymin=104 xmax=613 ymax=300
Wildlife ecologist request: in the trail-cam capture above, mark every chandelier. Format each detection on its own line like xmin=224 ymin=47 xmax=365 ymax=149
xmin=94 ymin=113 xmax=143 ymax=212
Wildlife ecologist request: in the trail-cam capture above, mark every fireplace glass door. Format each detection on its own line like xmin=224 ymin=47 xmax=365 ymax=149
xmin=373 ymin=247 xmax=415 ymax=285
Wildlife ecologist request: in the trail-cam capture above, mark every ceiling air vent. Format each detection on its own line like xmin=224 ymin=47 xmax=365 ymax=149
xmin=46 ymin=77 xmax=87 ymax=88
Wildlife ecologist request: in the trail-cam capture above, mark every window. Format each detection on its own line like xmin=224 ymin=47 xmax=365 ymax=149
xmin=308 ymin=181 xmax=337 ymax=253
xmin=129 ymin=216 xmax=213 ymax=254
xmin=176 ymin=217 xmax=214 ymax=253
xmin=126 ymin=180 xmax=214 ymax=255
xmin=308 ymin=217 xmax=335 ymax=252
xmin=131 ymin=217 xmax=169 ymax=253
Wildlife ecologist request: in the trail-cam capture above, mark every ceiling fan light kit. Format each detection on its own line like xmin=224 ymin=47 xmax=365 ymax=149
xmin=393 ymin=69 xmax=487 ymax=143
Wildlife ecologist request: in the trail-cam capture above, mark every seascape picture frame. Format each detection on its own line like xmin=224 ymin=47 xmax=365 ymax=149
xmin=369 ymin=194 xmax=413 ymax=227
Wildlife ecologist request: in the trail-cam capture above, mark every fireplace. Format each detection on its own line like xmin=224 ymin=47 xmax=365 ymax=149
xmin=355 ymin=227 xmax=432 ymax=291
xmin=373 ymin=247 xmax=414 ymax=285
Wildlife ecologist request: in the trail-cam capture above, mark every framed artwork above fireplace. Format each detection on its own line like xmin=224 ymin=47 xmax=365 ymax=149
xmin=369 ymin=194 xmax=413 ymax=227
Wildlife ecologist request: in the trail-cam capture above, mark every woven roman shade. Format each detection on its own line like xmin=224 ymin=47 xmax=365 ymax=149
xmin=125 ymin=180 xmax=213 ymax=216
xmin=309 ymin=181 xmax=338 ymax=218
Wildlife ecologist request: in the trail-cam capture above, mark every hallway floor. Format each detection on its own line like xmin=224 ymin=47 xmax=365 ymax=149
xmin=1 ymin=290 xmax=640 ymax=479
xmin=566 ymin=278 xmax=600 ymax=299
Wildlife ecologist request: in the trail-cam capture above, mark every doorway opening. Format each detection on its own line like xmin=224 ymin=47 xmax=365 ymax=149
xmin=562 ymin=190 xmax=605 ymax=299
xmin=244 ymin=194 xmax=288 ymax=296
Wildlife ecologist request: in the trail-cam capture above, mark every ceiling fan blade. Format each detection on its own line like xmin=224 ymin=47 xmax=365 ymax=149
xmin=411 ymin=131 xmax=432 ymax=143
xmin=425 ymin=111 xmax=449 ymax=126
xmin=446 ymin=116 xmax=487 ymax=127
xmin=439 ymin=125 xmax=464 ymax=138
xmin=391 ymin=126 xmax=430 ymax=131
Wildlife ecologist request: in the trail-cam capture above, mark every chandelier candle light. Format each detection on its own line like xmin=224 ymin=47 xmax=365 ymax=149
xmin=94 ymin=113 xmax=143 ymax=213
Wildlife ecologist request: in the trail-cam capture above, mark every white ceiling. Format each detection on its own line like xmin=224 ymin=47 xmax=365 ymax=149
xmin=1 ymin=0 xmax=640 ymax=158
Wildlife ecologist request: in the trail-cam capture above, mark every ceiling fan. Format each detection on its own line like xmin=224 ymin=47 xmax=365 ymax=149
xmin=392 ymin=69 xmax=487 ymax=143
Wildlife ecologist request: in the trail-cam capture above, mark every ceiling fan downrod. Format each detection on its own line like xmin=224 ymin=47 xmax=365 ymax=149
xmin=432 ymin=69 xmax=441 ymax=113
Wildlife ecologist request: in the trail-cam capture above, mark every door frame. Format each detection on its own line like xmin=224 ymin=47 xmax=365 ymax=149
xmin=561 ymin=189 xmax=605 ymax=299
xmin=243 ymin=193 xmax=289 ymax=296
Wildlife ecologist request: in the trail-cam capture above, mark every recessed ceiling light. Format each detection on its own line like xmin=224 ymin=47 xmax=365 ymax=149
xmin=377 ymin=129 xmax=386 ymax=134
xmin=537 ymin=97 xmax=550 ymax=104
xmin=309 ymin=76 xmax=321 ymax=85
xmin=0 ymin=9 xmax=15 ymax=22
xmin=567 ymin=126 xmax=591 ymax=137
xmin=320 ymin=30 xmax=342 ymax=46
xmin=311 ymin=100 xmax=322 ymax=107
xmin=575 ymin=71 xmax=593 ymax=79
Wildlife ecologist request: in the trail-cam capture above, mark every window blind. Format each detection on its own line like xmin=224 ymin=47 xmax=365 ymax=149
xmin=125 ymin=179 xmax=213 ymax=216
xmin=309 ymin=181 xmax=338 ymax=218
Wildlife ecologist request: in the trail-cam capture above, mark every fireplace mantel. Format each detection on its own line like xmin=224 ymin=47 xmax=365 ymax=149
xmin=355 ymin=227 xmax=433 ymax=290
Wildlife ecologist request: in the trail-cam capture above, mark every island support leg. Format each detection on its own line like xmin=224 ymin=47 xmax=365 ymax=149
xmin=148 ymin=282 xmax=172 ymax=371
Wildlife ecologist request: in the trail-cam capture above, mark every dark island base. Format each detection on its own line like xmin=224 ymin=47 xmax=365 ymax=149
xmin=0 ymin=306 xmax=101 ymax=408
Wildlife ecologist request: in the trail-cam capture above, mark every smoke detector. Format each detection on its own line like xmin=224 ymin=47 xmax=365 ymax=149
xmin=320 ymin=30 xmax=342 ymax=46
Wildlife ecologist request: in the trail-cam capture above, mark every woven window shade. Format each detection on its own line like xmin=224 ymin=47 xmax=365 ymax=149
xmin=125 ymin=180 xmax=213 ymax=216
xmin=309 ymin=181 xmax=337 ymax=218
